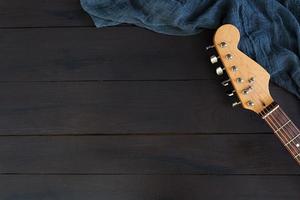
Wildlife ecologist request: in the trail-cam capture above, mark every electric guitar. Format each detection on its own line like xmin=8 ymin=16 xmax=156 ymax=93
xmin=207 ymin=24 xmax=300 ymax=165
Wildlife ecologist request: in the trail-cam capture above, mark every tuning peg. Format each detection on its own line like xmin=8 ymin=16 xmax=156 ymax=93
xmin=206 ymin=45 xmax=215 ymax=50
xmin=226 ymin=54 xmax=233 ymax=60
xmin=210 ymin=55 xmax=218 ymax=64
xmin=226 ymin=90 xmax=236 ymax=97
xmin=247 ymin=101 xmax=255 ymax=107
xmin=219 ymin=42 xmax=227 ymax=48
xmin=242 ymin=86 xmax=253 ymax=95
xmin=221 ymin=79 xmax=231 ymax=86
xmin=232 ymin=101 xmax=242 ymax=107
xmin=216 ymin=67 xmax=224 ymax=76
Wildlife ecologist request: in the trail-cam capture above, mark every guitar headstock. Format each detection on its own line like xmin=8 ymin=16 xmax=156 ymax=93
xmin=207 ymin=24 xmax=274 ymax=114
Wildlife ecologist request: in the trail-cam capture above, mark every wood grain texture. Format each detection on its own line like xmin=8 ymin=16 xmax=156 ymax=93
xmin=0 ymin=0 xmax=93 ymax=27
xmin=0 ymin=135 xmax=299 ymax=174
xmin=0 ymin=81 xmax=298 ymax=135
xmin=0 ymin=1 xmax=299 ymax=199
xmin=0 ymin=27 xmax=213 ymax=81
xmin=1 ymin=175 xmax=299 ymax=200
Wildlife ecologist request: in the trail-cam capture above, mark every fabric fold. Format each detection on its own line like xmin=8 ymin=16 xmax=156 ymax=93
xmin=81 ymin=0 xmax=300 ymax=98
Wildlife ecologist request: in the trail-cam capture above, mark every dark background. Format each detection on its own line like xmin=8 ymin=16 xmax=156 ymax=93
xmin=0 ymin=1 xmax=299 ymax=199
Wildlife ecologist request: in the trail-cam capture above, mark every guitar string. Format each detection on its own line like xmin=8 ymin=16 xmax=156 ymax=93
xmin=262 ymin=105 xmax=299 ymax=156
xmin=232 ymin=56 xmax=294 ymax=148
xmin=261 ymin=102 xmax=300 ymax=163
xmin=272 ymin=106 xmax=299 ymax=145
xmin=220 ymin=50 xmax=299 ymax=159
xmin=250 ymin=79 xmax=299 ymax=143
xmin=275 ymin=107 xmax=299 ymax=140
xmin=217 ymin=50 xmax=295 ymax=149
xmin=276 ymin=107 xmax=300 ymax=153
xmin=265 ymin=106 xmax=293 ymax=140
xmin=254 ymin=100 xmax=296 ymax=154
xmin=261 ymin=105 xmax=297 ymax=148
xmin=278 ymin=107 xmax=300 ymax=133
xmin=262 ymin=109 xmax=299 ymax=156
xmin=233 ymin=54 xmax=298 ymax=147
xmin=266 ymin=109 xmax=299 ymax=156
xmin=248 ymin=86 xmax=290 ymax=142
xmin=274 ymin=106 xmax=299 ymax=139
xmin=260 ymin=107 xmax=296 ymax=154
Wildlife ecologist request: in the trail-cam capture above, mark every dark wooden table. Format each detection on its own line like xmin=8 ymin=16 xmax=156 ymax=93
xmin=0 ymin=1 xmax=299 ymax=199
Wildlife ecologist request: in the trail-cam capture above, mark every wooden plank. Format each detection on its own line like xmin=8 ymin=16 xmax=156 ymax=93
xmin=0 ymin=0 xmax=93 ymax=27
xmin=0 ymin=134 xmax=299 ymax=174
xmin=0 ymin=81 xmax=298 ymax=135
xmin=0 ymin=27 xmax=214 ymax=81
xmin=0 ymin=175 xmax=299 ymax=200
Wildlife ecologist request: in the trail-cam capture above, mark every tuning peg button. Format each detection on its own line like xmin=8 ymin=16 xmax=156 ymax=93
xmin=216 ymin=67 xmax=224 ymax=76
xmin=226 ymin=90 xmax=236 ymax=97
xmin=206 ymin=45 xmax=215 ymax=50
xmin=232 ymin=101 xmax=242 ymax=107
xmin=221 ymin=79 xmax=231 ymax=86
xmin=210 ymin=55 xmax=218 ymax=64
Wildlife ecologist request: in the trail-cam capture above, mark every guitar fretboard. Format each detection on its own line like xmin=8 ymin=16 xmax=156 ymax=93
xmin=259 ymin=102 xmax=300 ymax=164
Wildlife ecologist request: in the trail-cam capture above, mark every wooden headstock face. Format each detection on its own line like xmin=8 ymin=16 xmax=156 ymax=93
xmin=212 ymin=24 xmax=273 ymax=114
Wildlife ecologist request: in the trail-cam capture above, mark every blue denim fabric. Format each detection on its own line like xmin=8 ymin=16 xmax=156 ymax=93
xmin=81 ymin=0 xmax=300 ymax=98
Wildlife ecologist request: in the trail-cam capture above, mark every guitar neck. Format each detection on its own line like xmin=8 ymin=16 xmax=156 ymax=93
xmin=260 ymin=102 xmax=300 ymax=165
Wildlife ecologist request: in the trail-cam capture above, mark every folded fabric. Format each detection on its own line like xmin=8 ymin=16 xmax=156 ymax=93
xmin=80 ymin=0 xmax=300 ymax=98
